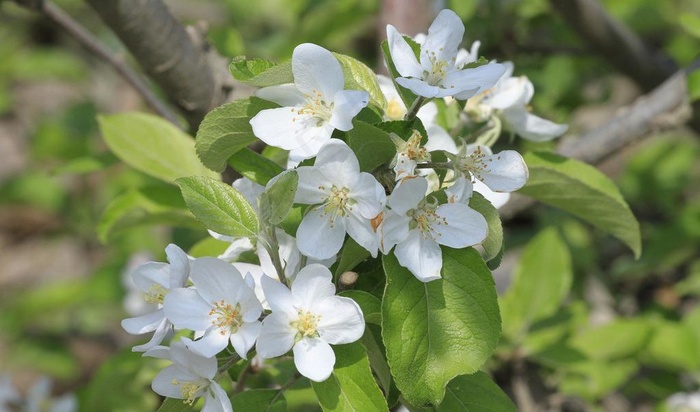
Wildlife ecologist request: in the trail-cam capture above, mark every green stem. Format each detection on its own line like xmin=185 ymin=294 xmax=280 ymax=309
xmin=216 ymin=354 xmax=241 ymax=378
xmin=414 ymin=161 xmax=453 ymax=170
xmin=262 ymin=228 xmax=288 ymax=286
xmin=270 ymin=373 xmax=302 ymax=405
xmin=405 ymin=96 xmax=427 ymax=121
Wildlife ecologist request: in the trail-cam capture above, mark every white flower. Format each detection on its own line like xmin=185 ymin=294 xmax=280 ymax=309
xmin=148 ymin=338 xmax=232 ymax=412
xmin=667 ymin=392 xmax=700 ymax=412
xmin=470 ymin=62 xmax=568 ymax=141
xmin=256 ymin=264 xmax=365 ymax=382
xmin=294 ymin=139 xmax=386 ymax=260
xmin=121 ymin=244 xmax=190 ymax=352
xmin=386 ymin=9 xmax=505 ymax=99
xmin=164 ymin=258 xmax=263 ymax=359
xmin=250 ymin=43 xmax=369 ymax=161
xmin=0 ymin=375 xmax=20 ymax=411
xmin=26 ymin=377 xmax=77 ymax=412
xmin=378 ymin=176 xmax=487 ymax=282
xmin=451 ymin=144 xmax=528 ymax=194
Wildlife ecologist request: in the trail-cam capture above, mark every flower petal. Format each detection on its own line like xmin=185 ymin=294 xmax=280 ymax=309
xmin=131 ymin=318 xmax=173 ymax=352
xmin=314 ymin=139 xmax=360 ymax=186
xmin=317 ymin=296 xmax=365 ymax=344
xmin=230 ymin=321 xmax=262 ymax=360
xmin=479 ymin=150 xmax=529 ymax=192
xmin=420 ymin=9 xmax=464 ymax=69
xmin=473 ymin=179 xmax=510 ymax=209
xmin=329 ymin=90 xmax=368 ymax=131
xmin=122 ymin=309 xmax=165 ymax=335
xmin=445 ymin=175 xmax=474 ymax=204
xmin=346 ymin=213 xmax=380 ymax=258
xmin=433 ymin=203 xmax=488 ymax=248
xmin=165 ymin=243 xmax=190 ymax=288
xmin=189 ymin=327 xmax=230 ymax=358
xmin=386 ymin=25 xmax=423 ymax=79
xmin=296 ymin=207 xmax=346 ymax=260
xmin=189 ymin=258 xmax=245 ymax=303
xmin=250 ymin=107 xmax=333 ymax=152
xmin=293 ymin=43 xmax=344 ymax=102
xmin=261 ymin=275 xmax=295 ymax=315
xmin=152 ymin=365 xmax=192 ymax=399
xmin=256 ymin=312 xmax=296 ymax=359
xmin=388 ymin=176 xmax=427 ymax=215
xmin=378 ymin=211 xmax=411 ymax=254
xmin=163 ymin=288 xmax=211 ymax=331
xmin=395 ymin=230 xmax=443 ymax=282
xmin=446 ymin=63 xmax=506 ymax=99
xmin=486 ymin=76 xmax=528 ymax=110
xmin=255 ymin=83 xmax=306 ymax=107
xmin=293 ymin=337 xmax=335 ymax=382
xmin=395 ymin=77 xmax=441 ymax=98
xmin=132 ymin=262 xmax=169 ymax=291
xmin=351 ymin=173 xmax=386 ymax=218
xmin=503 ymin=109 xmax=568 ymax=142
xmin=203 ymin=382 xmax=233 ymax=412
xmin=291 ymin=264 xmax=335 ymax=309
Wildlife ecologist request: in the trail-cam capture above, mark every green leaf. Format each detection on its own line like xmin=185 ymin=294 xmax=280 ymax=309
xmin=679 ymin=13 xmax=700 ymax=39
xmin=98 ymin=186 xmax=199 ymax=243
xmin=333 ymin=52 xmax=387 ymax=110
xmin=311 ymin=342 xmax=389 ymax=412
xmin=642 ymin=321 xmax=700 ymax=370
xmin=229 ymin=148 xmax=285 ymax=186
xmin=260 ymin=170 xmax=298 ymax=225
xmin=98 ymin=112 xmax=217 ymax=183
xmin=688 ymin=70 xmax=700 ymax=103
xmin=570 ymin=319 xmax=652 ymax=360
xmin=196 ymin=97 xmax=279 ymax=172
xmin=520 ymin=152 xmax=641 ymax=258
xmin=346 ymin=120 xmax=395 ymax=172
xmin=437 ymin=372 xmax=517 ymax=412
xmin=500 ymin=228 xmax=572 ymax=340
xmin=380 ymin=39 xmax=419 ymax=109
xmin=339 ymin=290 xmax=381 ymax=325
xmin=382 ymin=248 xmax=501 ymax=406
xmin=231 ymin=389 xmax=286 ymax=412
xmin=229 ymin=57 xmax=294 ymax=87
xmin=376 ymin=119 xmax=428 ymax=143
xmin=176 ymin=176 xmax=259 ymax=237
xmin=156 ymin=398 xmax=194 ymax=412
xmin=559 ymin=359 xmax=638 ymax=400
xmin=361 ymin=323 xmax=399 ymax=407
xmin=468 ymin=192 xmax=503 ymax=262
xmin=334 ymin=238 xmax=371 ymax=279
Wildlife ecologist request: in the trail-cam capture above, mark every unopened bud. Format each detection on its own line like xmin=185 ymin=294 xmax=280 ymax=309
xmin=339 ymin=271 xmax=358 ymax=287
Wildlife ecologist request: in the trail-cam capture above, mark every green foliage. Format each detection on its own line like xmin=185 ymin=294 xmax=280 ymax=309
xmin=438 ymin=372 xmax=517 ymax=411
xmin=98 ymin=112 xmax=217 ymax=183
xmin=332 ymin=52 xmax=387 ymax=110
xmin=380 ymin=38 xmax=420 ymax=109
xmin=520 ymin=151 xmax=642 ymax=258
xmin=468 ymin=192 xmax=503 ymax=263
xmin=229 ymin=148 xmax=285 ymax=186
xmin=311 ymin=342 xmax=389 ymax=411
xmin=345 ymin=120 xmax=395 ymax=172
xmin=157 ymin=398 xmax=195 ymax=412
xmin=230 ymin=57 xmax=294 ymax=87
xmin=382 ymin=248 xmax=500 ymax=406
xmin=196 ymin=97 xmax=279 ymax=172
xmin=260 ymin=170 xmax=298 ymax=225
xmin=176 ymin=176 xmax=259 ymax=238
xmin=231 ymin=389 xmax=287 ymax=411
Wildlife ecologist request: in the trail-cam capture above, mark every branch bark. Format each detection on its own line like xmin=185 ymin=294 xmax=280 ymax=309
xmin=85 ymin=0 xmax=232 ymax=131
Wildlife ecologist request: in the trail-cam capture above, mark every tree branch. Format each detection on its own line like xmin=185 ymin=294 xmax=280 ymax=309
xmin=85 ymin=0 xmax=233 ymax=131
xmin=499 ymin=70 xmax=693 ymax=219
xmin=12 ymin=0 xmax=181 ymax=125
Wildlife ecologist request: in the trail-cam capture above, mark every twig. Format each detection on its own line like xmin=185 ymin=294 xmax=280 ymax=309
xmin=234 ymin=362 xmax=254 ymax=394
xmin=270 ymin=373 xmax=302 ymax=405
xmin=13 ymin=0 xmax=182 ymax=126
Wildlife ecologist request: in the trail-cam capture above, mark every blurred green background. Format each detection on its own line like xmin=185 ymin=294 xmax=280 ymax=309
xmin=0 ymin=0 xmax=699 ymax=410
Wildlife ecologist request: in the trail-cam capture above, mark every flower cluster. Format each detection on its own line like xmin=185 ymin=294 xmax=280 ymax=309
xmin=122 ymin=8 xmax=568 ymax=410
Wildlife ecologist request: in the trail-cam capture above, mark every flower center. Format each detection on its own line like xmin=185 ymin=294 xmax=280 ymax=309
xmin=208 ymin=300 xmax=243 ymax=334
xmin=172 ymin=378 xmax=208 ymax=405
xmin=320 ymin=185 xmax=353 ymax=226
xmin=456 ymin=146 xmax=492 ymax=182
xmin=293 ymin=309 xmax=321 ymax=338
xmin=144 ymin=284 xmax=167 ymax=304
xmin=292 ymin=89 xmax=333 ymax=126
xmin=408 ymin=199 xmax=446 ymax=240
xmin=424 ymin=50 xmax=450 ymax=86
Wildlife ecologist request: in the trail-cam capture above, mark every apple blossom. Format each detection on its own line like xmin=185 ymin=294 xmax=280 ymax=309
xmin=121 ymin=244 xmax=190 ymax=352
xmin=450 ymin=144 xmax=528 ymax=194
xmin=256 ymin=264 xmax=365 ymax=382
xmin=164 ymin=257 xmax=262 ymax=359
xmin=386 ymin=9 xmax=505 ymax=99
xmin=294 ymin=139 xmax=386 ymax=259
xmin=250 ymin=43 xmax=369 ymax=161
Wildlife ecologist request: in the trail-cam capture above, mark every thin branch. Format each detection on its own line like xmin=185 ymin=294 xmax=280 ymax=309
xmin=499 ymin=70 xmax=693 ymax=220
xmin=85 ymin=0 xmax=233 ymax=131
xmin=13 ymin=0 xmax=181 ymax=126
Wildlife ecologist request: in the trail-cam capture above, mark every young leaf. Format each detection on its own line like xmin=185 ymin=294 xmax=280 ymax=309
xmin=570 ymin=319 xmax=652 ymax=361
xmin=437 ymin=372 xmax=517 ymax=412
xmin=231 ymin=389 xmax=286 ymax=412
xmin=259 ymin=170 xmax=298 ymax=225
xmin=98 ymin=112 xmax=217 ymax=183
xmin=311 ymin=342 xmax=389 ymax=412
xmin=176 ymin=176 xmax=259 ymax=238
xmin=500 ymin=227 xmax=572 ymax=341
xmin=196 ymin=97 xmax=279 ymax=172
xmin=519 ymin=152 xmax=641 ymax=258
xmin=382 ymin=247 xmax=501 ymax=406
xmin=345 ymin=120 xmax=395 ymax=172
xmin=468 ymin=192 xmax=503 ymax=262
xmin=333 ymin=52 xmax=387 ymax=110
xmin=98 ymin=186 xmax=199 ymax=243
xmin=228 ymin=148 xmax=285 ymax=186
xmin=229 ymin=57 xmax=294 ymax=87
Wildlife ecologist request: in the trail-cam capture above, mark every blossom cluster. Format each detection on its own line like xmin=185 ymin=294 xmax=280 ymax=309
xmin=122 ymin=8 xmax=567 ymax=410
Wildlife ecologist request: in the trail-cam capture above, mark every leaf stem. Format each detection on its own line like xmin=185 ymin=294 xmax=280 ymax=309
xmin=405 ymin=96 xmax=427 ymax=121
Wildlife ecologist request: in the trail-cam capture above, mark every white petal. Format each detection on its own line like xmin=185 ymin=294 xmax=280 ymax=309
xmin=386 ymin=25 xmax=423 ymax=79
xmin=314 ymin=139 xmax=361 ymax=186
xmin=388 ymin=177 xmax=427 ymax=215
xmin=256 ymin=312 xmax=296 ymax=359
xmin=473 ymin=179 xmax=510 ymax=209
xmin=287 ymin=123 xmax=336 ymax=162
xmin=295 ymin=166 xmax=332 ymax=205
xmin=395 ymin=230 xmax=443 ymax=282
xmin=293 ymin=43 xmax=344 ymax=102
xmin=255 ymin=83 xmax=306 ymax=107
xmin=293 ymin=337 xmax=335 ymax=382
xmin=329 ymin=90 xmax=369 ymax=131
xmin=174 ymin=338 xmax=218 ymax=378
xmin=230 ymin=321 xmax=262 ymax=360
xmin=480 ymin=150 xmax=529 ymax=192
xmin=350 ymin=173 xmax=386 ymax=218
xmin=237 ymin=284 xmax=264 ymax=323
xmin=203 ymin=382 xmax=233 ymax=412
xmin=445 ymin=175 xmax=473 ymax=204
xmin=424 ymin=123 xmax=457 ymax=154
xmin=234 ymin=177 xmax=265 ymax=209
xmin=218 ymin=237 xmax=255 ymax=262
xmin=446 ymin=63 xmax=506 ymax=99
xmin=296 ymin=207 xmax=346 ymax=260
xmin=291 ymin=264 xmax=335 ymax=309
xmin=317 ymin=296 xmax=365 ymax=344
xmin=346 ymin=213 xmax=380 ymax=258
xmin=190 ymin=258 xmax=244 ymax=304
xmin=433 ymin=203 xmax=488 ymax=248
xmin=132 ymin=262 xmax=169 ymax=292
xmin=420 ymin=9 xmax=463 ymax=68
xmin=395 ymin=77 xmax=441 ymax=98
xmin=152 ymin=365 xmax=192 ymax=399
xmin=486 ymin=77 xmax=527 ymax=110
xmin=250 ymin=107 xmax=333 ymax=151
xmin=122 ymin=309 xmax=165 ymax=335
xmin=165 ymin=244 xmax=191 ymax=288
xmin=504 ymin=109 xmax=568 ymax=142
xmin=261 ymin=275 xmax=295 ymax=314
xmin=131 ymin=319 xmax=172 ymax=352
xmin=163 ymin=288 xmax=211 ymax=331
xmin=189 ymin=327 xmax=231 ymax=358
xmin=378 ymin=211 xmax=411 ymax=254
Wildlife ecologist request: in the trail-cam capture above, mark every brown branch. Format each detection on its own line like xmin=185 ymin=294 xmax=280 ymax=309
xmin=499 ymin=70 xmax=693 ymax=219
xmin=85 ymin=0 xmax=233 ymax=131
xmin=12 ymin=0 xmax=181 ymax=126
